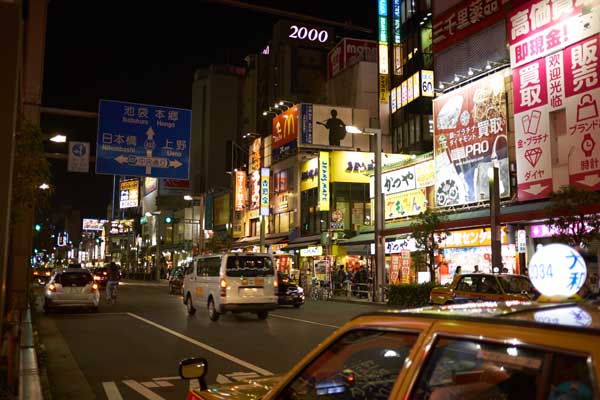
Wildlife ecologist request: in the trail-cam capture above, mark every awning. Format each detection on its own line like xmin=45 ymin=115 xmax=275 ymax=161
xmin=280 ymin=234 xmax=321 ymax=251
xmin=231 ymin=235 xmax=287 ymax=249
xmin=337 ymin=232 xmax=374 ymax=245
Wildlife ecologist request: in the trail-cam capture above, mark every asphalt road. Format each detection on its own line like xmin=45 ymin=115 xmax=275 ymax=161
xmin=33 ymin=281 xmax=389 ymax=400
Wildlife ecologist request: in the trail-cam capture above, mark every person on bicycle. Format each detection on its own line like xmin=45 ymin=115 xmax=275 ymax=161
xmin=106 ymin=262 xmax=121 ymax=304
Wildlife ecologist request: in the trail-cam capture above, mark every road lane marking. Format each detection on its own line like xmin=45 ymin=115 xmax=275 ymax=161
xmin=141 ymin=381 xmax=158 ymax=388
xmin=152 ymin=376 xmax=180 ymax=381
xmin=123 ymin=380 xmax=166 ymax=400
xmin=126 ymin=313 xmax=273 ymax=376
xmin=216 ymin=374 xmax=232 ymax=384
xmin=270 ymin=313 xmax=340 ymax=328
xmin=102 ymin=382 xmax=124 ymax=400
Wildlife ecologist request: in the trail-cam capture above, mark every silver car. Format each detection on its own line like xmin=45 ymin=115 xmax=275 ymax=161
xmin=43 ymin=267 xmax=100 ymax=312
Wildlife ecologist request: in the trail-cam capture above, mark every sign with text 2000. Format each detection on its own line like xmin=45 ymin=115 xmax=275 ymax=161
xmin=96 ymin=100 xmax=191 ymax=179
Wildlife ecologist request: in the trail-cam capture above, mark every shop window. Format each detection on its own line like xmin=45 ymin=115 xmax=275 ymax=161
xmin=250 ymin=219 xmax=259 ymax=237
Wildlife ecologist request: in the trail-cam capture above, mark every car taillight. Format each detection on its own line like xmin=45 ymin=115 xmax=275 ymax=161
xmin=103 ymin=272 xmax=107 ymax=276
xmin=33 ymin=271 xmax=39 ymax=276
xmin=93 ymin=275 xmax=101 ymax=281
xmin=92 ymin=283 xmax=99 ymax=291
xmin=219 ymin=278 xmax=227 ymax=297
xmin=48 ymin=283 xmax=56 ymax=292
xmin=274 ymin=278 xmax=278 ymax=288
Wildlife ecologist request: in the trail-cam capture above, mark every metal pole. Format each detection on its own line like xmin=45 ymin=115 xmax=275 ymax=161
xmin=489 ymin=166 xmax=502 ymax=273
xmin=155 ymin=215 xmax=162 ymax=281
xmin=111 ymin=175 xmax=116 ymax=221
xmin=260 ymin=215 xmax=266 ymax=253
xmin=367 ymin=128 xmax=384 ymax=303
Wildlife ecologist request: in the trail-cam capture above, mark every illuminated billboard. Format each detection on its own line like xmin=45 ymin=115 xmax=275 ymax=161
xmin=119 ymin=179 xmax=139 ymax=209
xmin=272 ymin=106 xmax=298 ymax=158
xmin=433 ymin=70 xmax=510 ymax=206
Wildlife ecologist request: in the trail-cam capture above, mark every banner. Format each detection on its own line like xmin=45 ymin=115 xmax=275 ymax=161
xmin=433 ymin=71 xmax=510 ymax=206
xmin=389 ymin=254 xmax=400 ymax=285
xmin=272 ymin=106 xmax=298 ymax=157
xmin=439 ymin=227 xmax=508 ymax=248
xmin=119 ymin=179 xmax=139 ymax=209
xmin=82 ymin=219 xmax=108 ymax=231
xmin=249 ymin=170 xmax=260 ymax=209
xmin=260 ymin=168 xmax=270 ymax=216
xmin=400 ymin=249 xmax=411 ymax=284
xmin=234 ymin=170 xmax=246 ymax=211
xmin=319 ymin=152 xmax=330 ymax=211
xmin=144 ymin=177 xmax=157 ymax=195
xmin=300 ymin=157 xmax=319 ymax=191
xmin=249 ymin=137 xmax=262 ymax=172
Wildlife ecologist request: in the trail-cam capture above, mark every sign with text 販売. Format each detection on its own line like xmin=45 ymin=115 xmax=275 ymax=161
xmin=96 ymin=100 xmax=191 ymax=179
xmin=319 ymin=152 xmax=330 ymax=211
xmin=260 ymin=168 xmax=270 ymax=216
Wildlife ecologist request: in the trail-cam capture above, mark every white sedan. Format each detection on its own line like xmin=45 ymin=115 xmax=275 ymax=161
xmin=43 ymin=267 xmax=100 ymax=312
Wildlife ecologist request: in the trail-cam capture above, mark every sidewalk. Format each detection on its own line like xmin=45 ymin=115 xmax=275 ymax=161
xmin=328 ymin=295 xmax=389 ymax=307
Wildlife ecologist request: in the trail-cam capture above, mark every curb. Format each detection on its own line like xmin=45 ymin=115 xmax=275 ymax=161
xmin=327 ymin=297 xmax=390 ymax=307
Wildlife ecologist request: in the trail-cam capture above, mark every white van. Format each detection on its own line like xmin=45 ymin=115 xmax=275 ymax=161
xmin=182 ymin=252 xmax=278 ymax=321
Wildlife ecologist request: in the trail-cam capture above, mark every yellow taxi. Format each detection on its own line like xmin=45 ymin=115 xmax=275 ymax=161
xmin=429 ymin=273 xmax=536 ymax=305
xmin=180 ymin=299 xmax=600 ymax=400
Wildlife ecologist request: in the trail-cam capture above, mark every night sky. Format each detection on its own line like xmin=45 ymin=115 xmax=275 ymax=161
xmin=41 ymin=0 xmax=377 ymax=219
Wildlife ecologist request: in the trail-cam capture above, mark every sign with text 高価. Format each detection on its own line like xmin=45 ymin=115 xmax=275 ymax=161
xmin=96 ymin=100 xmax=191 ymax=179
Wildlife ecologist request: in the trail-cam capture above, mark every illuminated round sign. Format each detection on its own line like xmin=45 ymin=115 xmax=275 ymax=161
xmin=528 ymin=244 xmax=587 ymax=298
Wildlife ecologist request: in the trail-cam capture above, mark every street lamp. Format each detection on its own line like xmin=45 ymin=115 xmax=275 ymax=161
xmin=345 ymin=126 xmax=385 ymax=302
xmin=39 ymin=183 xmax=50 ymax=190
xmin=49 ymin=133 xmax=67 ymax=143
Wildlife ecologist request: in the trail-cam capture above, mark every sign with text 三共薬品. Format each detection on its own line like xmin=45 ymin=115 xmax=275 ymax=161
xmin=96 ymin=100 xmax=191 ymax=179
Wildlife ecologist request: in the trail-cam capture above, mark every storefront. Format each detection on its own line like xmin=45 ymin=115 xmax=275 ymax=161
xmin=437 ymin=227 xmax=516 ymax=284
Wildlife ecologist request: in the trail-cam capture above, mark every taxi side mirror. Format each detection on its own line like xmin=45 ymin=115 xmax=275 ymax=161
xmin=179 ymin=357 xmax=208 ymax=390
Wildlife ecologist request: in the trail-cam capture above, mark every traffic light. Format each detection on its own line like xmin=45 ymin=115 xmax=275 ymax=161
xmin=164 ymin=216 xmax=173 ymax=224
xmin=34 ymin=223 xmax=41 ymax=232
xmin=95 ymin=237 xmax=100 ymax=244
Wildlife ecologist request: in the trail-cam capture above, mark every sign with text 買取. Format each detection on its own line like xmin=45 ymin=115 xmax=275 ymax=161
xmin=96 ymin=100 xmax=191 ymax=179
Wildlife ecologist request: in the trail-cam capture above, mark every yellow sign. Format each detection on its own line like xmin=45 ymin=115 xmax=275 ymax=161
xmin=415 ymin=160 xmax=435 ymax=188
xmin=421 ymin=70 xmax=434 ymax=97
xmin=330 ymin=151 xmax=412 ymax=183
xmin=384 ymin=189 xmax=427 ymax=220
xmin=119 ymin=179 xmax=139 ymax=209
xmin=379 ymin=74 xmax=389 ymax=103
xmin=213 ymin=193 xmax=230 ymax=226
xmin=300 ymin=157 xmax=319 ymax=191
xmin=144 ymin=177 xmax=157 ymax=194
xmin=260 ymin=168 xmax=270 ymax=216
xmin=319 ymin=152 xmax=330 ymax=211
xmin=439 ymin=227 xmax=508 ymax=248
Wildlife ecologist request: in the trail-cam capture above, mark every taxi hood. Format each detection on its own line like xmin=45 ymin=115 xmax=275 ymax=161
xmin=188 ymin=375 xmax=282 ymax=400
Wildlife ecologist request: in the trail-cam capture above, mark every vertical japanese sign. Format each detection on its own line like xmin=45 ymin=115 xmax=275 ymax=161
xmin=509 ymin=2 xmax=600 ymax=196
xmin=67 ymin=141 xmax=90 ymax=173
xmin=234 ymin=170 xmax=246 ymax=211
xmin=433 ymin=71 xmax=510 ymax=206
xmin=319 ymin=151 xmax=330 ymax=211
xmin=400 ymin=249 xmax=411 ymax=284
xmin=119 ymin=179 xmax=139 ymax=209
xmin=389 ymin=254 xmax=400 ymax=285
xmin=379 ymin=0 xmax=389 ymax=104
xmin=260 ymin=168 xmax=270 ymax=216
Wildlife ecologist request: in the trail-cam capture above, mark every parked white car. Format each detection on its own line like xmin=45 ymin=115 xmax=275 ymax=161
xmin=182 ymin=253 xmax=277 ymax=321
xmin=43 ymin=266 xmax=100 ymax=312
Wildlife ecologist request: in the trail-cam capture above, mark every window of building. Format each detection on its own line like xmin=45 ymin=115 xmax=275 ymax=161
xmin=273 ymin=211 xmax=293 ymax=234
xmin=274 ymin=168 xmax=294 ymax=193
xmin=301 ymin=188 xmax=319 ymax=235
xmin=249 ymin=218 xmax=259 ymax=237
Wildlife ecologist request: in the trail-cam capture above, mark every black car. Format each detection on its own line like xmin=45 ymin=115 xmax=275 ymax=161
xmin=92 ymin=267 xmax=109 ymax=287
xmin=277 ymin=272 xmax=304 ymax=307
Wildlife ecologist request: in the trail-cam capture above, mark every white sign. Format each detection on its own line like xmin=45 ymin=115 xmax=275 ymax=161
xmin=82 ymin=219 xmax=108 ymax=231
xmin=68 ymin=141 xmax=90 ymax=173
xmin=370 ymin=165 xmax=416 ymax=197
xmin=371 ymin=237 xmax=417 ymax=255
xmin=528 ymin=243 xmax=587 ymax=298
xmin=517 ymin=229 xmax=527 ymax=254
xmin=300 ymin=246 xmax=323 ymax=257
xmin=288 ymin=24 xmax=329 ymax=43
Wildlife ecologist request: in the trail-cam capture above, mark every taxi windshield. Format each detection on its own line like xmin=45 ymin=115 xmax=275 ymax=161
xmin=498 ymin=276 xmax=533 ymax=294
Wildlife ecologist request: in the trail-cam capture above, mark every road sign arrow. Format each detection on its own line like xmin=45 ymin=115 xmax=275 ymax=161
xmin=146 ymin=127 xmax=155 ymax=140
xmin=523 ymin=183 xmax=548 ymax=195
xmin=169 ymin=159 xmax=183 ymax=168
xmin=577 ymin=174 xmax=600 ymax=187
xmin=115 ymin=155 xmax=128 ymax=164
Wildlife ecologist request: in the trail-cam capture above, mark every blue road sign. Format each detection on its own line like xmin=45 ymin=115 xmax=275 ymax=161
xmin=96 ymin=99 xmax=192 ymax=179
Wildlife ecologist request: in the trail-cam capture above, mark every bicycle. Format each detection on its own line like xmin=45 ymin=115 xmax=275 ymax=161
xmin=308 ymin=281 xmax=332 ymax=301
xmin=106 ymin=281 xmax=118 ymax=304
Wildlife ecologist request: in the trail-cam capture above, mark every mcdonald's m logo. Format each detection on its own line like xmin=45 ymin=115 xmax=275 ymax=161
xmin=273 ymin=107 xmax=298 ymax=148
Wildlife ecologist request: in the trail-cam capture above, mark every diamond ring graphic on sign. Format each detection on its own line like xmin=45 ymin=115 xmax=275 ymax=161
xmin=521 ymin=110 xmax=541 ymax=135
xmin=525 ymin=147 xmax=543 ymax=167
xmin=576 ymin=94 xmax=598 ymax=122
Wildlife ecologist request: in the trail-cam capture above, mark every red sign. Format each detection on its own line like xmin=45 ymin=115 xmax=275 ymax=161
xmin=327 ymin=38 xmax=377 ymax=78
xmin=234 ymin=171 xmax=246 ymax=211
xmin=507 ymin=0 xmax=594 ymax=68
xmin=432 ymin=0 xmax=510 ymax=53
xmin=389 ymin=254 xmax=401 ymax=285
xmin=400 ymin=250 xmax=411 ymax=284
xmin=272 ymin=106 xmax=298 ymax=152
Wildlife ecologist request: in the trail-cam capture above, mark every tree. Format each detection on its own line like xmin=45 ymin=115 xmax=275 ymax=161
xmin=409 ymin=209 xmax=449 ymax=283
xmin=545 ymin=185 xmax=600 ymax=248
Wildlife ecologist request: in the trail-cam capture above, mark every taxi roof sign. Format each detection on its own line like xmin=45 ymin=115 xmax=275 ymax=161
xmin=528 ymin=244 xmax=587 ymax=299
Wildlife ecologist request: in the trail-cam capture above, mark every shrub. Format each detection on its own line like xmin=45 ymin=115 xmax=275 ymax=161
xmin=387 ymin=282 xmax=438 ymax=308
